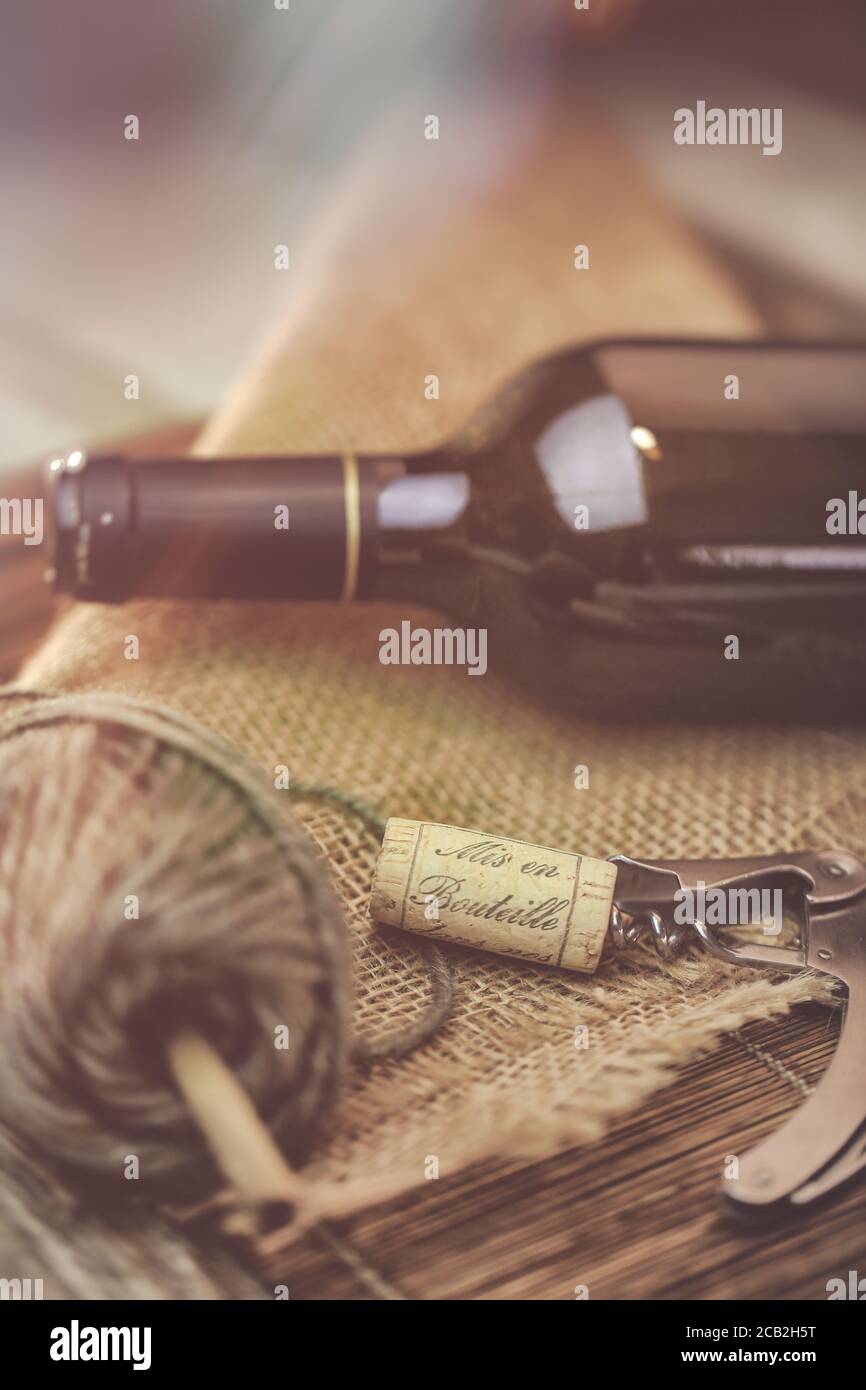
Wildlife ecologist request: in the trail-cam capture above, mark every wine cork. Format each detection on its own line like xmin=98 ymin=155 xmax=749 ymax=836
xmin=370 ymin=819 xmax=617 ymax=973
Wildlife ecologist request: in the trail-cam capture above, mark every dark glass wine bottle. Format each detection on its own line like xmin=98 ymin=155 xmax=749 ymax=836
xmin=49 ymin=339 xmax=866 ymax=716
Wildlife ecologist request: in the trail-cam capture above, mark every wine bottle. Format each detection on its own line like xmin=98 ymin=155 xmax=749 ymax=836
xmin=49 ymin=339 xmax=866 ymax=715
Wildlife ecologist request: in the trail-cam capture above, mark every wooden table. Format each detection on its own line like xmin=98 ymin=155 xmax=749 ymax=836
xmin=258 ymin=1002 xmax=862 ymax=1300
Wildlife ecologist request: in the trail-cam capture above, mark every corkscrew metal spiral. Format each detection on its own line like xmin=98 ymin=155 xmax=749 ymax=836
xmin=608 ymin=903 xmax=693 ymax=960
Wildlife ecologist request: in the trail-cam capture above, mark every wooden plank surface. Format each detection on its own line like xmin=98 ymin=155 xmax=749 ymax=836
xmin=261 ymin=1003 xmax=865 ymax=1300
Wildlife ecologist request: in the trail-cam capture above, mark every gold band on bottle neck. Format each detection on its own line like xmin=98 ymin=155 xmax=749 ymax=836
xmin=341 ymin=452 xmax=361 ymax=601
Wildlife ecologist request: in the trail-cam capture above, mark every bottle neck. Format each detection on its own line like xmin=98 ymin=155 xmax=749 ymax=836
xmin=50 ymin=450 xmax=473 ymax=603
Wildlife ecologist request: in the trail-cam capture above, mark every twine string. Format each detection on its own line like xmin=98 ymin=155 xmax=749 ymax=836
xmin=0 ymin=686 xmax=452 ymax=1298
xmin=283 ymin=778 xmax=454 ymax=1062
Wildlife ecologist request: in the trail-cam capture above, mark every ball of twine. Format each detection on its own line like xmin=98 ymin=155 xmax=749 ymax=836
xmin=0 ymin=693 xmax=369 ymax=1200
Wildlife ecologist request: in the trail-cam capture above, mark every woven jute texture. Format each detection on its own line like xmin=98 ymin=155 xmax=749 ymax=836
xmin=20 ymin=102 xmax=866 ymax=1220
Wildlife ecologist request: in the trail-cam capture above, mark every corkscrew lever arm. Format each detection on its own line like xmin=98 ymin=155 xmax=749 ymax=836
xmin=608 ymin=849 xmax=866 ymax=1213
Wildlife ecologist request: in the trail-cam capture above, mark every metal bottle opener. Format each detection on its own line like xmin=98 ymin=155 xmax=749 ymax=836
xmin=609 ymin=848 xmax=866 ymax=1215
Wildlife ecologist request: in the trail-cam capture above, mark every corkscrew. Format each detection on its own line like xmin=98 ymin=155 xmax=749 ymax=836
xmin=607 ymin=848 xmax=866 ymax=1214
xmin=372 ymin=818 xmax=866 ymax=1215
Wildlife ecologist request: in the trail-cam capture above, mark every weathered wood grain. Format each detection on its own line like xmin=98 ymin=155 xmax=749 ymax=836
xmin=260 ymin=1004 xmax=865 ymax=1300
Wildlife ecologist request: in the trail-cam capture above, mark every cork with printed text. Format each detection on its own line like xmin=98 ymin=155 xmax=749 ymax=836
xmin=371 ymin=818 xmax=618 ymax=972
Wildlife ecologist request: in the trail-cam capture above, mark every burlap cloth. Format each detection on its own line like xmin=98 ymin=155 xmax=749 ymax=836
xmin=19 ymin=104 xmax=862 ymax=1221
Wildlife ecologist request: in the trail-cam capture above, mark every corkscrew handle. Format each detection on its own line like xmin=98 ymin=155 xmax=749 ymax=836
xmin=610 ymin=848 xmax=866 ymax=1214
